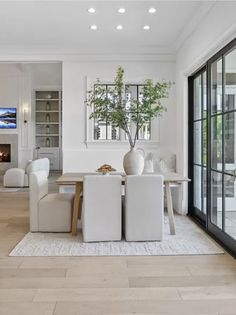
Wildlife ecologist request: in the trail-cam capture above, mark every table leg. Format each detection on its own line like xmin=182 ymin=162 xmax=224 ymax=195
xmin=72 ymin=182 xmax=83 ymax=236
xmin=165 ymin=182 xmax=176 ymax=235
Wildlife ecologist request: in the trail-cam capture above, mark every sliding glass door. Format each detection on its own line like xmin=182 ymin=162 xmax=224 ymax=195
xmin=189 ymin=38 xmax=236 ymax=255
xmin=189 ymin=68 xmax=207 ymax=223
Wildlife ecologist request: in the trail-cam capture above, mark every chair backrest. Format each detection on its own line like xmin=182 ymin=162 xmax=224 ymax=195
xmin=83 ymin=174 xmax=122 ymax=203
xmin=125 ymin=174 xmax=164 ymax=240
xmin=82 ymin=175 xmax=122 ymax=241
xmin=125 ymin=174 xmax=163 ymax=200
xmin=29 ymin=170 xmax=48 ymax=231
xmin=26 ymin=158 xmax=50 ymax=177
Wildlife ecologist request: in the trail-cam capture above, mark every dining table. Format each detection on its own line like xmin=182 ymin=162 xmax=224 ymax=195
xmin=56 ymin=172 xmax=190 ymax=236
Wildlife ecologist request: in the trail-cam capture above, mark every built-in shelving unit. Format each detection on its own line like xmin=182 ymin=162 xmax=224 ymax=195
xmin=34 ymin=90 xmax=62 ymax=170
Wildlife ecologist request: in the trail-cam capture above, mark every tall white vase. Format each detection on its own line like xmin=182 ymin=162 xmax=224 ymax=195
xmin=123 ymin=147 xmax=144 ymax=175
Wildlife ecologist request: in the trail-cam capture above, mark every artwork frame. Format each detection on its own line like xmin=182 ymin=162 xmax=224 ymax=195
xmin=0 ymin=108 xmax=17 ymax=129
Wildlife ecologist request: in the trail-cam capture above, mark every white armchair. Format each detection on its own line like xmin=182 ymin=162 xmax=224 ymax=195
xmin=29 ymin=170 xmax=74 ymax=232
xmin=3 ymin=158 xmax=50 ymax=188
xmin=82 ymin=175 xmax=122 ymax=242
xmin=124 ymin=175 xmax=164 ymax=241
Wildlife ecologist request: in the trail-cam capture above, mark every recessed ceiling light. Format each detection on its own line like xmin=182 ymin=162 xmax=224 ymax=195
xmin=90 ymin=25 xmax=97 ymax=30
xmin=148 ymin=7 xmax=156 ymax=13
xmin=143 ymin=25 xmax=150 ymax=30
xmin=116 ymin=25 xmax=123 ymax=30
xmin=88 ymin=7 xmax=96 ymax=13
xmin=118 ymin=8 xmax=126 ymax=13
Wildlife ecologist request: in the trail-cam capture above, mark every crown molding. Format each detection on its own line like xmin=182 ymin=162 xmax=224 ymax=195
xmin=182 ymin=22 xmax=236 ymax=77
xmin=172 ymin=1 xmax=216 ymax=53
xmin=0 ymin=48 xmax=176 ymax=62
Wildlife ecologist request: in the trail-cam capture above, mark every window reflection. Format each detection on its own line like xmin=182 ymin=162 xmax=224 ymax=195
xmin=211 ymin=58 xmax=222 ymax=114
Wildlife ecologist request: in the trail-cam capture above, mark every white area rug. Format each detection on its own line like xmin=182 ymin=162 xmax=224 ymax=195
xmin=10 ymin=215 xmax=224 ymax=256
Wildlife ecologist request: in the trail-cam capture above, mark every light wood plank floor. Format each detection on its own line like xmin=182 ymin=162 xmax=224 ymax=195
xmin=0 ymin=180 xmax=236 ymax=315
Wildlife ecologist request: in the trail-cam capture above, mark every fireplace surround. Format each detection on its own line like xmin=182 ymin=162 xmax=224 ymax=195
xmin=0 ymin=144 xmax=11 ymax=162
xmin=0 ymin=134 xmax=18 ymax=172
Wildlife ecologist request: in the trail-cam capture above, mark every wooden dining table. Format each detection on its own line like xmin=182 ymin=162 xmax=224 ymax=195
xmin=56 ymin=172 xmax=190 ymax=236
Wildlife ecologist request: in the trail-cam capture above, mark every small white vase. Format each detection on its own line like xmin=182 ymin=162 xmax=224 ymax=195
xmin=123 ymin=147 xmax=144 ymax=175
xmin=143 ymin=152 xmax=154 ymax=173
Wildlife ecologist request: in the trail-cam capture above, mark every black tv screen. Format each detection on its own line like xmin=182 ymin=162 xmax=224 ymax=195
xmin=0 ymin=108 xmax=16 ymax=129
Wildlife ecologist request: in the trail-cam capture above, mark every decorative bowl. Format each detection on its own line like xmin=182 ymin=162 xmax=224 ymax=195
xmin=96 ymin=164 xmax=116 ymax=175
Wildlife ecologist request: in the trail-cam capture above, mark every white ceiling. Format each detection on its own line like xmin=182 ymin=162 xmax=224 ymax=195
xmin=0 ymin=1 xmax=214 ymax=54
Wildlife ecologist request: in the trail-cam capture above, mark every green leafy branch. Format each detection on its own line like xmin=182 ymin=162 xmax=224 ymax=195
xmin=86 ymin=67 xmax=172 ymax=147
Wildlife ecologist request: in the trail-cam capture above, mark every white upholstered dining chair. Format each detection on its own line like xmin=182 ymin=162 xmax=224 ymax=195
xmin=124 ymin=175 xmax=164 ymax=241
xmin=29 ymin=170 xmax=74 ymax=232
xmin=82 ymin=175 xmax=122 ymax=242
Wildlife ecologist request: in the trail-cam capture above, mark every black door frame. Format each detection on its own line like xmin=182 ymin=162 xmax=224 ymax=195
xmin=188 ymin=37 xmax=236 ymax=256
xmin=188 ymin=65 xmax=207 ymax=225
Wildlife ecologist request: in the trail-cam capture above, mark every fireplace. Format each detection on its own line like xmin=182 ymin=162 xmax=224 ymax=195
xmin=0 ymin=144 xmax=11 ymax=162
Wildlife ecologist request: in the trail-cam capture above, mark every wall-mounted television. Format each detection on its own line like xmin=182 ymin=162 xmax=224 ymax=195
xmin=0 ymin=108 xmax=16 ymax=129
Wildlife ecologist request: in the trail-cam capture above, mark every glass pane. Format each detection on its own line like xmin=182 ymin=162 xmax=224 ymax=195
xmin=138 ymin=122 xmax=150 ymax=140
xmin=106 ymin=85 xmax=116 ymax=108
xmin=138 ymin=85 xmax=144 ymax=102
xmin=203 ymin=71 xmax=207 ymax=118
xmin=125 ymin=113 xmax=136 ymax=140
xmin=211 ymin=171 xmax=222 ymax=229
xmin=225 ymin=174 xmax=236 ymax=242
xmin=194 ymin=121 xmax=201 ymax=164
xmin=211 ymin=58 xmax=222 ymax=114
xmin=225 ymin=47 xmax=236 ymax=111
xmin=225 ymin=95 xmax=235 ymax=112
xmin=107 ymin=124 xmax=119 ymax=140
xmin=125 ymin=85 xmax=138 ymax=111
xmin=211 ymin=115 xmax=222 ymax=171
xmin=194 ymin=75 xmax=201 ymax=120
xmin=94 ymin=84 xmax=106 ymax=100
xmin=94 ymin=120 xmax=106 ymax=140
xmin=225 ymin=174 xmax=236 ymax=239
xmin=203 ymin=167 xmax=207 ymax=214
xmin=224 ymin=112 xmax=236 ymax=173
xmin=203 ymin=119 xmax=207 ymax=166
xmin=194 ymin=165 xmax=202 ymax=211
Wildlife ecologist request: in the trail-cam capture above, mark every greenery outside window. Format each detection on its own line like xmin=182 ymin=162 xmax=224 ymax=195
xmin=93 ymin=83 xmax=151 ymax=141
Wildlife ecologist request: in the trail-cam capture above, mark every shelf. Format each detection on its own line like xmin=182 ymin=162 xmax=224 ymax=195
xmin=37 ymin=147 xmax=59 ymax=149
xmin=36 ymin=134 xmax=59 ymax=137
xmin=36 ymin=110 xmax=59 ymax=113
xmin=35 ymin=90 xmax=61 ymax=170
xmin=36 ymin=122 xmax=59 ymax=125
xmin=36 ymin=99 xmax=60 ymax=101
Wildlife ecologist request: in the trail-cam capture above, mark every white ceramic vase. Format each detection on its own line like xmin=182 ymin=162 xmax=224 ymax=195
xmin=123 ymin=147 xmax=144 ymax=175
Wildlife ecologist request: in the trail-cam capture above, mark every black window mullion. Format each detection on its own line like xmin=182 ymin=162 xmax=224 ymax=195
xmin=193 ymin=117 xmax=204 ymax=123
xmin=106 ymin=84 xmax=108 ymax=140
xmin=188 ymin=75 xmax=194 ymax=215
xmin=221 ymin=108 xmax=236 ymax=115
xmin=207 ymin=60 xmax=212 ymax=229
xmin=137 ymin=85 xmax=139 ymax=140
xmin=149 ymin=120 xmax=151 ymax=139
xmin=194 ymin=162 xmax=204 ymax=167
xmin=222 ymin=55 xmax=226 ymax=232
xmin=201 ymin=73 xmax=204 ymax=213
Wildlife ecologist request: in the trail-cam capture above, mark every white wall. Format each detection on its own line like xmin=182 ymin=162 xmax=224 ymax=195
xmin=0 ymin=64 xmax=25 ymax=170
xmin=0 ymin=63 xmax=62 ymax=169
xmin=176 ymin=1 xmax=236 ymax=214
xmin=62 ymin=59 xmax=176 ymax=172
xmin=29 ymin=63 xmax=62 ymax=89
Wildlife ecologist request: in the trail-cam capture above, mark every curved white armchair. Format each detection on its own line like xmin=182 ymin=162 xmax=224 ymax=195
xmin=82 ymin=175 xmax=122 ymax=242
xmin=30 ymin=170 xmax=74 ymax=232
xmin=4 ymin=158 xmax=50 ymax=188
xmin=124 ymin=175 xmax=164 ymax=241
